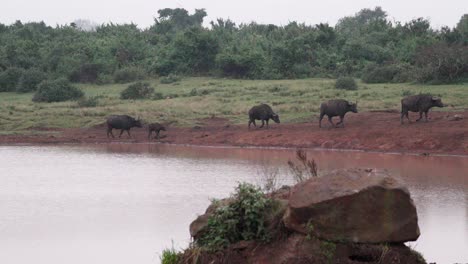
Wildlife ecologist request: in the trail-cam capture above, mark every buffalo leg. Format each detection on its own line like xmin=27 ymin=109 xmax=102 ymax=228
xmin=416 ymin=111 xmax=423 ymax=122
xmin=126 ymin=129 xmax=131 ymax=137
xmin=266 ymin=119 xmax=269 ymax=128
xmin=107 ymin=127 xmax=115 ymax=138
xmin=328 ymin=116 xmax=335 ymax=127
xmin=259 ymin=120 xmax=265 ymax=128
xmin=336 ymin=116 xmax=345 ymax=127
xmin=156 ymin=131 xmax=160 ymax=140
xmin=400 ymin=111 xmax=411 ymax=124
xmin=424 ymin=111 xmax=429 ymax=122
xmin=319 ymin=114 xmax=324 ymax=128
xmin=119 ymin=129 xmax=124 ymax=138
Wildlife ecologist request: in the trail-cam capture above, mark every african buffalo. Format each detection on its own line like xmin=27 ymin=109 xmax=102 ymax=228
xmin=106 ymin=115 xmax=142 ymax=138
xmin=401 ymin=94 xmax=444 ymax=124
xmin=319 ymin=99 xmax=358 ymax=128
xmin=248 ymin=104 xmax=280 ymax=129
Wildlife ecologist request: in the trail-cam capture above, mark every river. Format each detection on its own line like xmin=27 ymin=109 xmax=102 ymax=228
xmin=0 ymin=144 xmax=466 ymax=264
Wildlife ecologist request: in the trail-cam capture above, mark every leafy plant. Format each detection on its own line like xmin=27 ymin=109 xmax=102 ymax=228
xmin=0 ymin=67 xmax=24 ymax=92
xmin=335 ymin=76 xmax=358 ymax=90
xmin=160 ymin=74 xmax=181 ymax=84
xmin=113 ymin=67 xmax=146 ymax=83
xmin=160 ymin=244 xmax=180 ymax=264
xmin=77 ymin=96 xmax=100 ymax=107
xmin=120 ymin=82 xmax=154 ymax=99
xmin=32 ymin=78 xmax=84 ymax=102
xmin=16 ymin=68 xmax=47 ymax=93
xmin=288 ymin=149 xmax=318 ymax=183
xmin=197 ymin=183 xmax=272 ymax=250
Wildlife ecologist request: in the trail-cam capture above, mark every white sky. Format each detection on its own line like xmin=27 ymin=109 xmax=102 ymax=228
xmin=1 ymin=0 xmax=467 ymax=29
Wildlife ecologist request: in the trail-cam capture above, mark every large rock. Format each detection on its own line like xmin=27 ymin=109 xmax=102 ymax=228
xmin=283 ymin=168 xmax=420 ymax=243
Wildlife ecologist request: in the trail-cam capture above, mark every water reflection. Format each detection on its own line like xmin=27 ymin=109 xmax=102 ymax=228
xmin=0 ymin=144 xmax=466 ymax=264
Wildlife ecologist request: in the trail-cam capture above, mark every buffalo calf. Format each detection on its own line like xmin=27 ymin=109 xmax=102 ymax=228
xmin=148 ymin=123 xmax=166 ymax=140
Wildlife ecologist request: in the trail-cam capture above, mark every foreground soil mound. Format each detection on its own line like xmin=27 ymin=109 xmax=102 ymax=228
xmin=179 ymin=168 xmax=426 ymax=264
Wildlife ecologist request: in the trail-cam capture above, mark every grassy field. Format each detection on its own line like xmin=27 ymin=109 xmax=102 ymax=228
xmin=0 ymin=77 xmax=467 ymax=134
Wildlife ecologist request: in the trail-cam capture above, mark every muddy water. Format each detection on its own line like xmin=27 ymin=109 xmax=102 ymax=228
xmin=0 ymin=144 xmax=466 ymax=264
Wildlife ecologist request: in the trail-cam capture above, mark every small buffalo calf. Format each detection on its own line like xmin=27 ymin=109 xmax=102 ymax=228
xmin=148 ymin=123 xmax=166 ymax=140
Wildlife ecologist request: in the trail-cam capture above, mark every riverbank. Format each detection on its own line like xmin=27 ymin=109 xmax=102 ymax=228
xmin=1 ymin=111 xmax=466 ymax=155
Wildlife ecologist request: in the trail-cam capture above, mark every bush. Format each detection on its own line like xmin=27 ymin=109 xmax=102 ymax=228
xmin=120 ymin=82 xmax=154 ymax=99
xmin=361 ymin=64 xmax=413 ymax=84
xmin=197 ymin=183 xmax=272 ymax=250
xmin=160 ymin=246 xmax=180 ymax=264
xmin=16 ymin=68 xmax=47 ymax=93
xmin=153 ymin=92 xmax=164 ymax=100
xmin=414 ymin=43 xmax=468 ymax=84
xmin=113 ymin=67 xmax=146 ymax=83
xmin=335 ymin=76 xmax=358 ymax=90
xmin=69 ymin=63 xmax=105 ymax=83
xmin=160 ymin=74 xmax=181 ymax=84
xmin=362 ymin=65 xmax=398 ymax=83
xmin=77 ymin=96 xmax=100 ymax=107
xmin=32 ymin=78 xmax=84 ymax=102
xmin=0 ymin=67 xmax=24 ymax=92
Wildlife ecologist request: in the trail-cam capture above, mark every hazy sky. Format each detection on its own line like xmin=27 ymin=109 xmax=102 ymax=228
xmin=2 ymin=0 xmax=467 ymax=28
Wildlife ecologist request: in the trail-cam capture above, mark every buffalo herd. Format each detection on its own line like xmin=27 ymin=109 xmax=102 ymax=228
xmin=106 ymin=93 xmax=445 ymax=139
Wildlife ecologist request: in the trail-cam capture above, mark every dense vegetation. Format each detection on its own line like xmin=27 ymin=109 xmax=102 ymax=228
xmin=0 ymin=7 xmax=466 ymax=94
xmin=197 ymin=183 xmax=273 ymax=250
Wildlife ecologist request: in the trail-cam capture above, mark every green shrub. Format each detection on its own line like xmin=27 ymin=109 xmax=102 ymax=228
xmin=160 ymin=74 xmax=181 ymax=84
xmin=0 ymin=67 xmax=24 ymax=92
xmin=120 ymin=82 xmax=154 ymax=99
xmin=32 ymin=78 xmax=84 ymax=102
xmin=197 ymin=183 xmax=272 ymax=250
xmin=401 ymin=90 xmax=414 ymax=97
xmin=77 ymin=96 xmax=100 ymax=107
xmin=113 ymin=67 xmax=146 ymax=83
xmin=160 ymin=246 xmax=180 ymax=264
xmin=16 ymin=68 xmax=47 ymax=93
xmin=335 ymin=76 xmax=358 ymax=90
xmin=361 ymin=64 xmax=414 ymax=84
xmin=69 ymin=63 xmax=105 ymax=83
xmin=96 ymin=74 xmax=113 ymax=85
xmin=153 ymin=92 xmax=164 ymax=100
xmin=361 ymin=65 xmax=397 ymax=83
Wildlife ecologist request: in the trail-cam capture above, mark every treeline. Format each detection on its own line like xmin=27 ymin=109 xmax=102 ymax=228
xmin=0 ymin=7 xmax=467 ymax=94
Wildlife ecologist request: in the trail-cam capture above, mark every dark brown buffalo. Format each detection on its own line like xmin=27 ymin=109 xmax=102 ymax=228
xmin=148 ymin=123 xmax=166 ymax=140
xmin=401 ymin=94 xmax=444 ymax=124
xmin=248 ymin=104 xmax=280 ymax=129
xmin=106 ymin=115 xmax=142 ymax=138
xmin=319 ymin=99 xmax=358 ymax=128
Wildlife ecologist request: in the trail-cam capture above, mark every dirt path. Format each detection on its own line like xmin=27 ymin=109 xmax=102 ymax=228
xmin=1 ymin=111 xmax=467 ymax=155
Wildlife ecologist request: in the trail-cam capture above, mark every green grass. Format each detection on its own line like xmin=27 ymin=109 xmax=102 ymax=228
xmin=160 ymin=246 xmax=180 ymax=264
xmin=0 ymin=77 xmax=467 ymax=134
